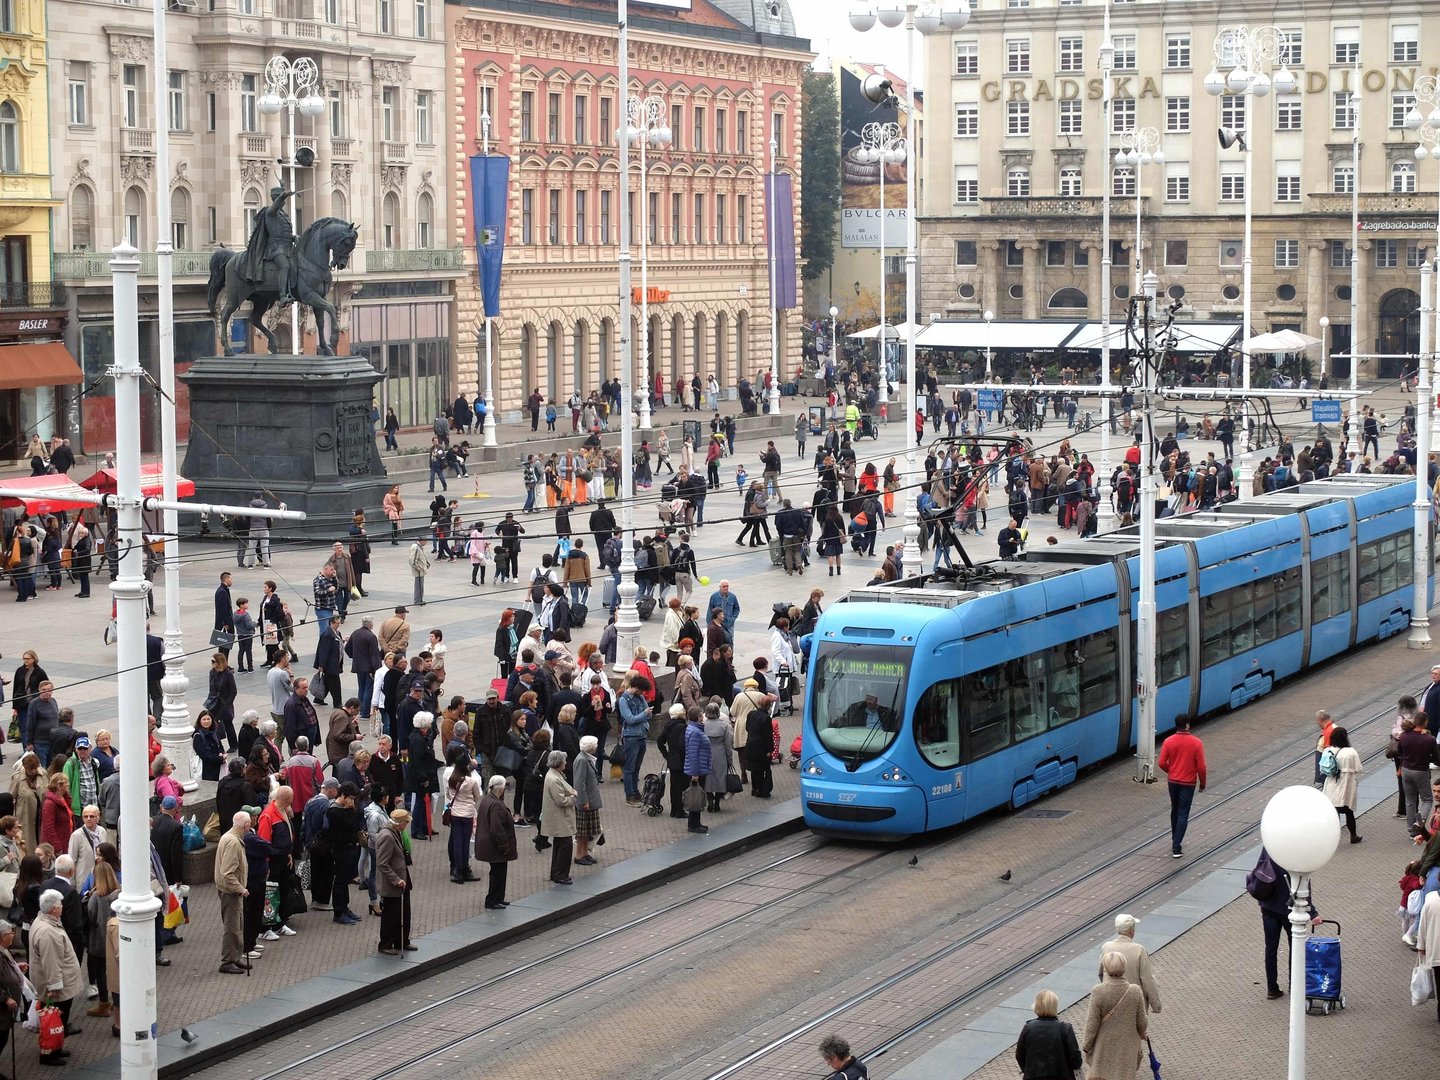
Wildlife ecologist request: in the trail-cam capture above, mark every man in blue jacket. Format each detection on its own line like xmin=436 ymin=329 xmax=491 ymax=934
xmin=618 ymin=679 xmax=652 ymax=805
xmin=707 ymin=580 xmax=740 ymax=638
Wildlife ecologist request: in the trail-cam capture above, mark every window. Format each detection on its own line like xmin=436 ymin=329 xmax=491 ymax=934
xmin=1331 ymin=159 xmax=1354 ymax=194
xmin=1007 ymin=100 xmax=1030 ymax=136
xmin=414 ymin=0 xmax=428 ymax=37
xmin=736 ymin=108 xmax=747 ymax=152
xmin=1059 ymin=166 xmax=1082 ymax=197
xmin=771 ymin=112 xmax=783 ymax=151
xmin=715 ymin=108 xmax=726 ymax=153
xmin=600 ymin=97 xmax=612 ymax=146
xmin=1111 ymin=97 xmax=1134 ymax=133
xmin=207 ymin=206 xmax=216 ymax=245
xmin=381 ymin=192 xmax=399 ymax=249
xmin=1059 ymin=37 xmax=1083 ymax=73
xmin=70 ymin=185 xmax=93 ymax=250
xmin=1333 ymin=27 xmax=1359 ymax=66
xmin=1276 ymin=94 xmax=1301 ymax=131
xmin=547 ymin=92 xmax=560 ymax=142
xmin=737 ymin=193 xmax=747 ymax=242
xmin=1220 ymin=94 xmax=1246 ymax=131
xmin=166 ymin=71 xmax=186 ymax=131
xmin=569 ymin=189 xmax=586 ymax=244
xmin=67 ymin=63 xmax=89 ymax=127
xmin=520 ymin=92 xmax=534 ymax=141
xmin=521 ymin=188 xmax=534 ymax=244
xmin=647 ymin=190 xmax=658 ymax=244
xmin=379 ymin=0 xmax=392 ymax=34
xmin=715 ymin=193 xmax=726 ymax=242
xmin=329 ymin=88 xmax=345 ymax=137
xmin=206 ymin=92 xmax=216 ymax=132
xmin=1374 ymin=239 xmax=1398 ymax=268
xmin=416 ymin=192 xmax=434 ymax=248
xmin=1007 ymin=0 xmax=1028 ymax=6
xmin=243 ymin=187 xmax=260 ymax=234
xmin=1006 ymin=167 xmax=1030 ymax=197
xmin=1280 ymin=29 xmax=1303 ymax=67
xmin=1006 ymin=38 xmax=1030 ymax=75
xmin=1407 ymin=241 xmax=1424 ymax=268
xmin=415 ymin=91 xmax=431 ymax=144
xmin=955 ymin=239 xmax=977 ymax=265
xmin=547 ymin=189 xmax=560 ymax=244
xmin=1166 ymin=33 xmax=1191 ymax=69
xmin=669 ymin=191 xmax=680 ymax=244
xmin=240 ymin=73 xmax=258 ymax=132
xmin=1158 ymin=607 xmax=1189 ymax=684
xmin=1006 ymin=239 xmax=1024 ymax=265
xmin=693 ymin=193 xmax=703 ymax=242
xmin=1330 ymin=240 xmax=1352 ymax=268
xmin=1274 ymin=239 xmax=1300 ymax=267
xmin=324 ymin=0 xmax=339 ymax=23
xmin=1312 ymin=551 xmax=1351 ymax=623
xmin=1202 ymin=571 xmax=1303 ymax=666
xmin=381 ymin=86 xmax=398 ymax=141
xmin=955 ymin=166 xmax=979 ymax=203
xmin=170 ymin=188 xmax=190 ymax=249
xmin=1056 ymin=99 xmax=1082 ymax=136
xmin=1165 ymin=163 xmax=1189 ymax=203
xmin=1220 ymin=162 xmax=1245 ymax=201
xmin=955 ymin=103 xmax=978 ymax=137
xmin=670 ymin=104 xmax=682 ymax=150
xmin=1165 ymin=96 xmax=1189 ymax=133
xmin=1333 ymin=91 xmax=1356 ymax=130
xmin=1358 ymin=534 xmax=1413 ymax=605
xmin=601 ymin=190 xmax=612 ymax=244
xmin=693 ymin=105 xmax=705 ymax=151
xmin=1275 ymin=164 xmax=1300 ymax=202
xmin=238 ymin=0 xmax=253 ymax=13
xmin=1393 ymin=24 xmax=1418 ymax=64
xmin=1164 ymin=239 xmax=1188 ymax=267
xmin=0 ymin=101 xmax=17 ymax=174
xmin=1112 ymin=167 xmax=1135 ymax=197
xmin=1113 ymin=34 xmax=1136 ymax=71
xmin=123 ymin=186 xmax=143 ymax=248
xmin=954 ymin=40 xmax=978 ymax=76
xmin=1392 ymin=93 xmax=1415 ymax=129
xmin=1073 ymin=243 xmax=1089 ymax=266
xmin=1046 ymin=240 xmax=1067 ymax=267
xmin=1393 ymin=160 xmax=1417 ymax=193
xmin=123 ymin=64 xmax=142 ymax=128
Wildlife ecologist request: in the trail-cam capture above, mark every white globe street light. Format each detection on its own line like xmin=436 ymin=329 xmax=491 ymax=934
xmin=626 ymin=94 xmax=670 ymax=431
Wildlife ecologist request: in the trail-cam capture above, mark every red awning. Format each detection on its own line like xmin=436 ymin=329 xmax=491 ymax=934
xmin=79 ymin=464 xmax=195 ymax=498
xmin=0 ymin=342 xmax=82 ymax=390
xmin=0 ymin=475 xmax=97 ymax=514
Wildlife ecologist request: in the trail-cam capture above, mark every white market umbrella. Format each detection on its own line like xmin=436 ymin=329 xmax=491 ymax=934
xmin=1244 ymin=329 xmax=1321 ymax=353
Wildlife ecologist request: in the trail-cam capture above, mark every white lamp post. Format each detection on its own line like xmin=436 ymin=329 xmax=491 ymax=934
xmin=829 ymin=304 xmax=840 ymax=372
xmin=479 ymin=103 xmax=497 ymax=448
xmin=767 ymin=136 xmax=783 ymax=416
xmin=1114 ymin=127 xmax=1163 ymax=296
xmin=1318 ymin=316 xmax=1329 ymax=383
xmin=856 ymin=121 xmax=905 ymax=412
xmin=1259 ymin=785 xmax=1342 ymax=1080
xmin=1405 ymin=78 xmax=1440 ymax=445
xmin=614 ymin=0 xmax=640 ymax=670
xmin=257 ymin=55 xmax=325 ymax=355
xmin=850 ymin=0 xmax=969 ymax=552
xmin=1206 ymin=25 xmax=1298 ymax=467
xmin=627 ymin=95 xmax=671 ymax=431
xmin=1135 ymin=270 xmax=1159 ymax=782
xmin=983 ymin=308 xmax=994 ymax=381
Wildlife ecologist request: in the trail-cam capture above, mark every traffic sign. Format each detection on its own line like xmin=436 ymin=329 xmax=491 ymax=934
xmin=978 ymin=389 xmax=1003 ymax=411
xmin=1310 ymin=399 xmax=1341 ymax=423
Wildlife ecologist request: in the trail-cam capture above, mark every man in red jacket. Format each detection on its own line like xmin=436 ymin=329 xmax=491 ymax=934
xmin=1157 ymin=714 xmax=1207 ymax=859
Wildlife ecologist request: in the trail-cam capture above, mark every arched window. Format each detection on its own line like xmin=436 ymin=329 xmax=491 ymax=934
xmin=1048 ymin=287 xmax=1089 ymax=311
xmin=1392 ymin=160 xmax=1417 ymax=194
xmin=1112 ymin=167 xmax=1135 ymax=197
xmin=599 ymin=317 xmax=613 ymax=382
xmin=416 ymin=192 xmax=434 ymax=249
xmin=243 ymin=187 xmax=261 ymax=234
xmin=0 ymin=101 xmax=19 ymax=174
xmin=1059 ymin=167 xmax=1082 ymax=197
xmin=382 ymin=192 xmax=399 ymax=250
xmin=170 ymin=188 xmax=191 ymax=250
xmin=123 ymin=186 xmax=144 ymax=248
xmin=331 ymin=189 xmax=348 ymax=223
xmin=1006 ymin=167 xmax=1030 ymax=197
xmin=70 ymin=185 xmax=93 ymax=251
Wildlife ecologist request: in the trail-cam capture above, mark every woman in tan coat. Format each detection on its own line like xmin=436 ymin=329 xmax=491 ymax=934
xmin=540 ymin=751 xmax=576 ymax=886
xmin=1321 ymin=727 xmax=1363 ymax=843
xmin=7 ymin=753 xmax=43 ymax=854
xmin=1082 ymin=951 xmax=1147 ymax=1079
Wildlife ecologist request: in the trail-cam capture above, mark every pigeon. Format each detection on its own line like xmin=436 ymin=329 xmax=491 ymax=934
xmin=907 ymin=855 xmax=919 ymax=867
xmin=999 ymin=870 xmax=1012 ymax=882
xmin=180 ymin=1028 xmax=200 ymax=1045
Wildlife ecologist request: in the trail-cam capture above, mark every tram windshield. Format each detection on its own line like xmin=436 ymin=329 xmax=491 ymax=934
xmin=811 ymin=643 xmax=909 ymax=768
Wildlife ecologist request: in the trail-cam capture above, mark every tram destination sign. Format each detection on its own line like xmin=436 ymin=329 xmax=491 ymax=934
xmin=1311 ymin=400 xmax=1342 ymax=424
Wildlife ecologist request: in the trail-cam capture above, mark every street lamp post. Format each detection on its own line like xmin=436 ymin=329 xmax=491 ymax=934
xmin=1114 ymin=127 xmax=1163 ymax=296
xmin=1136 ymin=270 xmax=1159 ymax=782
xmin=829 ymin=304 xmax=840 ymax=372
xmin=849 ymin=0 xmax=970 ymax=554
xmin=856 ymin=121 xmax=904 ymax=412
xmin=767 ymin=137 xmax=783 ymax=416
xmin=1319 ymin=316 xmax=1330 ymax=383
xmin=1260 ymin=785 xmax=1342 ymax=1080
xmin=614 ymin=0 xmax=640 ymax=670
xmin=1405 ymin=79 xmax=1440 ymax=443
xmin=1206 ymin=25 xmax=1298 ymax=467
xmin=983 ymin=308 xmax=994 ymax=380
xmin=479 ymin=104 xmax=497 ymax=448
xmin=628 ymin=95 xmax=672 ymax=431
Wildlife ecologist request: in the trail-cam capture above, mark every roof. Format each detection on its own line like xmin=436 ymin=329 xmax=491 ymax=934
xmin=706 ymin=0 xmax=796 ymax=37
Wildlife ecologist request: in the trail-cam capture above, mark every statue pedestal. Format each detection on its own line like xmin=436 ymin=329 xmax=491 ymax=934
xmin=181 ymin=354 xmax=390 ymax=528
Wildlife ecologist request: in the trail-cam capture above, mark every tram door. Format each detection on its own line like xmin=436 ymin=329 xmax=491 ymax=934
xmin=914 ymin=677 xmax=965 ymax=828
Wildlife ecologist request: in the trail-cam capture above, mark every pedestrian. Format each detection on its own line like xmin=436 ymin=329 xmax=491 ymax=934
xmin=405 ymin=712 xmax=440 ymax=839
xmin=324 ymin=782 xmax=363 ymax=924
xmin=1397 ymin=713 xmax=1440 ymax=835
xmin=374 ymin=807 xmax=413 ymax=955
xmin=1321 ymin=726 xmax=1363 ymax=843
xmin=1081 ymin=952 xmax=1147 ymax=1080
xmin=541 ymin=750 xmax=577 ymax=885
xmin=1097 ymin=913 xmax=1161 ymax=1014
xmin=239 ymin=804 xmax=273 ymax=965
xmin=446 ymin=755 xmax=481 ymax=884
xmin=31 ymin=888 xmax=84 ymax=1060
xmin=213 ymin=571 xmax=235 ymax=658
xmin=618 ymin=677 xmax=651 ymax=805
xmin=703 ymin=701 xmax=734 ymax=812
xmin=475 ymin=775 xmax=516 ymax=910
xmin=1014 ymin=989 xmax=1082 ymax=1080
xmin=1249 ymin=846 xmax=1315 ymax=999
xmin=744 ymin=689 xmax=779 ymax=798
xmin=819 ymin=1035 xmax=868 ymax=1080
xmin=572 ymin=735 xmax=603 ymax=866
xmin=1156 ymin=713 xmax=1206 ymax=858
xmin=215 ymin=812 xmax=250 ymax=974
xmin=684 ymin=705 xmax=712 ymax=834
xmin=409 ymin=537 xmax=432 ymax=607
xmin=1312 ymin=708 xmax=1335 ymax=786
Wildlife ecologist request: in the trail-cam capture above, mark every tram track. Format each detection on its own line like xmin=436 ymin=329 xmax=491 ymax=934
xmin=693 ymin=688 xmax=1412 ymax=1080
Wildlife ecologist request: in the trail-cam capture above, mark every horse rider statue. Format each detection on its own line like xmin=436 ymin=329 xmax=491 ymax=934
xmin=238 ymin=185 xmax=296 ymax=304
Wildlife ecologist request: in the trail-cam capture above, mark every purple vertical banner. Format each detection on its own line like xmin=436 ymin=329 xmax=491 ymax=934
xmin=765 ymin=172 xmax=797 ymax=310
xmin=468 ymin=154 xmax=510 ymax=318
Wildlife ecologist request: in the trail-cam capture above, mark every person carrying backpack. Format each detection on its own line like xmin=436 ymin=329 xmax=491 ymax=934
xmin=1248 ymin=848 xmax=1318 ymax=1000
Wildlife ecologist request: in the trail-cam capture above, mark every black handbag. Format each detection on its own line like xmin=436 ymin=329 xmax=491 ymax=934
xmin=608 ymin=741 xmax=625 ymax=766
xmin=494 ymin=745 xmax=524 ymax=773
xmin=279 ymin=880 xmax=308 ymax=920
xmin=725 ymin=770 xmax=744 ymax=794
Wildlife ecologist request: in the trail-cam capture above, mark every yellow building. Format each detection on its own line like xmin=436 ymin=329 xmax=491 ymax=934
xmin=0 ymin=0 xmax=73 ymax=461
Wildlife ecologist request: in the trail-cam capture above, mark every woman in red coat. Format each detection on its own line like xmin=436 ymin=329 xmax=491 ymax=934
xmin=39 ymin=772 xmax=75 ymax=852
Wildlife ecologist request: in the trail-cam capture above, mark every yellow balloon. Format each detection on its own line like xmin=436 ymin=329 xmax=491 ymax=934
xmin=699 ymin=576 xmax=711 ymax=586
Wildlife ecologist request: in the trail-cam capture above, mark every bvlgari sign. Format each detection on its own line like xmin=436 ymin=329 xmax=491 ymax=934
xmin=981 ymin=67 xmax=1437 ymax=103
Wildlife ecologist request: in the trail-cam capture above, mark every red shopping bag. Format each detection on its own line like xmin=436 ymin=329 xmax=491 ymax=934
xmin=37 ymin=1004 xmax=65 ymax=1055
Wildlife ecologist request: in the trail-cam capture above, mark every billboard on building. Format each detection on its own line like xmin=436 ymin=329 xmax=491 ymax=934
xmin=840 ymin=63 xmax=909 ymax=250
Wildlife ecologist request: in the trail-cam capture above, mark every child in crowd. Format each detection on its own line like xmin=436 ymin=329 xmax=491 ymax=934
xmin=1401 ymin=858 xmax=1424 ymax=946
xmin=734 ymin=464 xmax=748 ymax=494
xmin=233 ymin=598 xmax=256 ymax=673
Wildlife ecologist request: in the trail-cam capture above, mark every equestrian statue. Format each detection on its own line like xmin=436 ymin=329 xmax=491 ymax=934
xmin=208 ymin=186 xmax=359 ymax=357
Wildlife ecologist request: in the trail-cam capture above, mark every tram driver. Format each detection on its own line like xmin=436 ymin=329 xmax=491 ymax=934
xmin=842 ymin=693 xmax=899 ymax=732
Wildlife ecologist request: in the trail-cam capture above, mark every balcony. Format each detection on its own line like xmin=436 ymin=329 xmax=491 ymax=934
xmin=1308 ymin=191 xmax=1437 ymax=215
xmin=365 ymin=248 xmax=464 ymax=274
xmin=121 ymin=128 xmax=155 ymax=155
xmin=981 ymin=195 xmax=1144 ymax=216
xmin=240 ymin=133 xmax=271 ymax=158
xmin=53 ymin=250 xmax=216 ymax=282
xmin=331 ymin=137 xmax=354 ymax=159
xmin=0 ymin=281 xmax=69 ymax=310
xmin=380 ymin=141 xmax=410 ymax=164
xmin=276 ymin=18 xmax=322 ymax=40
xmin=295 ymin=135 xmax=318 ymax=156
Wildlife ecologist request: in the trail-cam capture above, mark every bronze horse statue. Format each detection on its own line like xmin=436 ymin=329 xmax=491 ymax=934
xmin=207 ymin=216 xmax=359 ymax=357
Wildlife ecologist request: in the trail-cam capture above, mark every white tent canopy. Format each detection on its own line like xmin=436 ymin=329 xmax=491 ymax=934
xmin=848 ymin=320 xmax=920 ymax=341
xmin=1244 ymin=329 xmax=1321 ymax=353
xmin=915 ymin=318 xmax=1243 ymax=355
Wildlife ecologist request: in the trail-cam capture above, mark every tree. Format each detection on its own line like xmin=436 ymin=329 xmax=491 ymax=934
xmin=800 ymin=70 xmax=839 ymax=283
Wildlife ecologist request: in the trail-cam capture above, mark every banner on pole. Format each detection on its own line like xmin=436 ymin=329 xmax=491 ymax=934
xmin=468 ymin=154 xmax=510 ymax=318
xmin=765 ymin=172 xmax=797 ymax=310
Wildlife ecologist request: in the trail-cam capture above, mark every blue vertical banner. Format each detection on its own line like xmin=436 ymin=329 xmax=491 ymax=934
xmin=468 ymin=154 xmax=510 ymax=318
xmin=765 ymin=172 xmax=798 ymax=310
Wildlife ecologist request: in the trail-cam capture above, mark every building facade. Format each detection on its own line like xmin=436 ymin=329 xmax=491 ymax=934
xmin=922 ymin=0 xmax=1440 ymax=377
xmin=46 ymin=0 xmax=460 ymax=452
xmin=447 ymin=0 xmax=811 ymax=416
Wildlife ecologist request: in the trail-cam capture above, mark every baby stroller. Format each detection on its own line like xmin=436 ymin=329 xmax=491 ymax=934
xmin=640 ymin=771 xmax=666 ymax=817
xmin=788 ymin=735 xmax=803 ymax=769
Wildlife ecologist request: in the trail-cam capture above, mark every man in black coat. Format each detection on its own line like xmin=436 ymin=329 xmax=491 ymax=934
xmin=41 ymin=855 xmax=88 ymax=965
xmin=313 ymin=615 xmax=345 ymax=707
xmin=655 ymin=704 xmax=689 ymax=819
xmin=146 ymin=626 xmax=166 ymax=719
xmin=345 ymin=616 xmax=384 ymax=726
xmin=213 ymin=572 xmax=234 ymax=658
xmin=283 ymin=681 xmax=320 ymax=756
xmin=546 ymin=670 xmax=585 ymax=727
xmin=588 ymin=501 xmax=617 ymax=553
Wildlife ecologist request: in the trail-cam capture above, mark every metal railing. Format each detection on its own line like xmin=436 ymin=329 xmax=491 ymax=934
xmin=365 ymin=248 xmax=464 ymax=273
xmin=53 ymin=250 xmax=216 ymax=280
xmin=0 ymin=281 xmax=68 ymax=308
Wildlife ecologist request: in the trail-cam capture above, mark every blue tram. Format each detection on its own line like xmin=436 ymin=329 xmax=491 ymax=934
xmin=799 ymin=474 xmax=1433 ymax=837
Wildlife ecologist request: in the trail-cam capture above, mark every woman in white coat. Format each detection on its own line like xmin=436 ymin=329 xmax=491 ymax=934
xmin=1321 ymin=726 xmax=1363 ymax=844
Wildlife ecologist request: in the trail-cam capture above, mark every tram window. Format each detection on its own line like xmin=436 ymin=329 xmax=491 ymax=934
xmin=1012 ymin=654 xmax=1048 ymax=741
xmin=914 ymin=680 xmax=960 ymax=768
xmin=964 ymin=667 xmax=1010 ymax=761
xmin=1275 ymin=566 xmax=1302 ymax=635
xmin=1358 ymin=542 xmax=1381 ymax=603
xmin=1313 ymin=557 xmax=1336 ymax=621
xmin=1080 ymin=628 xmax=1119 ymax=713
xmin=1229 ymin=582 xmax=1255 ymax=654
xmin=1252 ymin=577 xmax=1276 ymax=645
xmin=1048 ymin=643 xmax=1081 ymax=723
xmin=1325 ymin=552 xmax=1351 ymax=615
xmin=1398 ymin=532 xmax=1414 ymax=587
xmin=1158 ymin=607 xmax=1189 ymax=683
xmin=1379 ymin=537 xmax=1399 ymax=595
xmin=1202 ymin=594 xmax=1230 ymax=666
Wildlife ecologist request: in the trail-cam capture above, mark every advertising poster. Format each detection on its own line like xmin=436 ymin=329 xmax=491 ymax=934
xmin=840 ymin=63 xmax=910 ymax=250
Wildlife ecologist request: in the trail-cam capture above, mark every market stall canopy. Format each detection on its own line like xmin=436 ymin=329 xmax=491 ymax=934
xmin=1063 ymin=320 xmax=1243 ymax=354
xmin=1244 ymin=329 xmax=1322 ymax=353
xmin=79 ymin=464 xmax=195 ymax=498
xmin=0 ymin=343 xmax=82 ymax=391
xmin=915 ymin=320 xmax=1082 ymax=352
xmin=848 ymin=320 xmax=920 ymax=341
xmin=0 ymin=474 xmax=96 ymax=514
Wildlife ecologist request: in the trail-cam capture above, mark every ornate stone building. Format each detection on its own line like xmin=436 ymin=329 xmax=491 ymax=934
xmin=446 ymin=0 xmax=812 ymax=416
xmin=46 ymin=0 xmax=457 ymax=451
xmin=920 ymin=0 xmax=1440 ymax=377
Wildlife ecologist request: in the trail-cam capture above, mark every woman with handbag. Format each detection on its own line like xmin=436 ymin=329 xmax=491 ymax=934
xmin=67 ymin=519 xmax=93 ymax=599
xmin=348 ymin=512 xmax=372 ymax=597
xmin=474 ymin=775 xmax=516 ymax=909
xmin=494 ymin=609 xmax=520 ymax=678
xmin=84 ymin=862 xmax=121 ymax=1018
xmin=496 ymin=712 xmax=531 ymax=825
xmin=445 ymin=756 xmax=480 ymax=884
xmin=40 ymin=517 xmax=61 ymax=592
xmin=7 ymin=752 xmax=43 ymax=853
xmin=571 ymin=736 xmax=602 ymax=867
xmin=703 ymin=702 xmax=734 ymax=813
xmin=192 ymin=712 xmax=225 ymax=782
xmin=383 ymin=485 xmax=405 ymax=546
xmin=522 ymin=729 xmax=553 ymax=849
xmin=207 ymin=653 xmax=239 ymax=751
xmin=1081 ymin=952 xmax=1148 ymax=1080
xmin=260 ymin=582 xmax=285 ymax=669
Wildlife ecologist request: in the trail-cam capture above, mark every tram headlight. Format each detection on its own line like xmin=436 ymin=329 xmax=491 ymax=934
xmin=804 ymin=759 xmax=824 ymax=776
xmin=879 ymin=766 xmax=910 ymax=783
